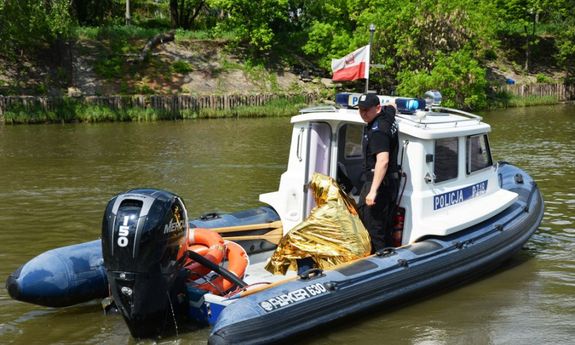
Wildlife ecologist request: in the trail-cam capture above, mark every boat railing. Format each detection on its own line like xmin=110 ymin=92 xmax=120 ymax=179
xmin=431 ymin=106 xmax=483 ymax=121
xmin=299 ymin=105 xmax=340 ymax=114
xmin=398 ymin=106 xmax=483 ymax=128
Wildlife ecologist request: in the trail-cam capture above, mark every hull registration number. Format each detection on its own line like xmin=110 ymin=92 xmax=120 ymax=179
xmin=258 ymin=283 xmax=328 ymax=312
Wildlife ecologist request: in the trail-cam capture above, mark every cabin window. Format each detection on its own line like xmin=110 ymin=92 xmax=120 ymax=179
xmin=344 ymin=124 xmax=363 ymax=159
xmin=305 ymin=122 xmax=332 ymax=216
xmin=434 ymin=137 xmax=458 ymax=183
xmin=467 ymin=134 xmax=492 ymax=174
xmin=337 ymin=124 xmax=364 ymax=196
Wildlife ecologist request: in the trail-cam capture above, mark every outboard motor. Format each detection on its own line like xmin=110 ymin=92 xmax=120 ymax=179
xmin=102 ymin=189 xmax=189 ymax=338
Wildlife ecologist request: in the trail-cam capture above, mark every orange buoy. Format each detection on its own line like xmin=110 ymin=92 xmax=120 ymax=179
xmin=185 ymin=228 xmax=225 ymax=279
xmin=197 ymin=240 xmax=249 ymax=295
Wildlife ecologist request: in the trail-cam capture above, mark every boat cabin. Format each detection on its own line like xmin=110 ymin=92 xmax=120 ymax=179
xmin=260 ymin=93 xmax=518 ymax=245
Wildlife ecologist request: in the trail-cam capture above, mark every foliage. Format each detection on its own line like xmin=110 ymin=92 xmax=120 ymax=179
xmin=548 ymin=0 xmax=575 ymax=79
xmin=169 ymin=0 xmax=207 ymax=29
xmin=489 ymin=90 xmax=558 ymax=108
xmin=2 ymin=99 xmax=177 ymax=124
xmin=71 ymin=0 xmax=117 ymax=26
xmin=396 ymin=51 xmax=488 ymax=110
xmin=0 ymin=0 xmax=73 ymax=57
xmin=94 ymin=24 xmax=163 ymax=41
xmin=171 ymin=60 xmax=194 ymax=74
xmin=208 ymin=0 xmax=292 ymax=52
xmin=536 ymin=73 xmax=554 ymax=83
xmin=2 ymin=94 xmax=309 ymax=123
xmin=298 ymin=0 xmax=501 ymax=101
xmin=193 ymin=95 xmax=308 ymax=118
xmin=85 ymin=25 xmax=162 ymax=80
xmin=2 ymin=0 xmax=575 ymax=108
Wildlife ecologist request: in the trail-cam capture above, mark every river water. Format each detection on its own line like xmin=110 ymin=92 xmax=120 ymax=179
xmin=0 ymin=104 xmax=573 ymax=344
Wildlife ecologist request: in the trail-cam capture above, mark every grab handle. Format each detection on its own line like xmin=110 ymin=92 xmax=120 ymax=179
xmin=296 ymin=127 xmax=304 ymax=162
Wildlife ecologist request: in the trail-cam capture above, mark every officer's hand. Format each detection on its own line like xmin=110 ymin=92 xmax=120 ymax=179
xmin=366 ymin=191 xmax=377 ymax=206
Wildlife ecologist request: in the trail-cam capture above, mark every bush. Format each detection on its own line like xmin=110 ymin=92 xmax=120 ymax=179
xmin=93 ymin=56 xmax=124 ymax=79
xmin=171 ymin=60 xmax=193 ymax=74
xmin=535 ymin=73 xmax=554 ymax=84
xmin=396 ymin=51 xmax=488 ymax=110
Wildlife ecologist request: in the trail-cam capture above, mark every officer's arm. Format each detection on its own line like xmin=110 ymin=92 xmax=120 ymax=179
xmin=366 ymin=152 xmax=389 ymax=205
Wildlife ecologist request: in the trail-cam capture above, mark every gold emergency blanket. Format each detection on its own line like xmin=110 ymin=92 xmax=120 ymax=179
xmin=265 ymin=173 xmax=371 ymax=275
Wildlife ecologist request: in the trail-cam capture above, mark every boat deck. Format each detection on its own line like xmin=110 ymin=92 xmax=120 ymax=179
xmin=242 ymin=251 xmax=296 ymax=286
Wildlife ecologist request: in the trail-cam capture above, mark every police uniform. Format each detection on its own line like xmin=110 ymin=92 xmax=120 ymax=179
xmin=358 ymin=105 xmax=400 ymax=251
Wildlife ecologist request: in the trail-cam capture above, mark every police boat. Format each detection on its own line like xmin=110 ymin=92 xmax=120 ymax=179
xmin=6 ymin=91 xmax=544 ymax=344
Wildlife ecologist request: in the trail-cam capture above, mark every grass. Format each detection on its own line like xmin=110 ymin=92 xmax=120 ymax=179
xmin=74 ymin=25 xmax=163 ymax=81
xmin=175 ymin=29 xmax=238 ymax=42
xmin=2 ymin=101 xmax=176 ymax=124
xmin=73 ymin=25 xmax=163 ymax=41
xmin=71 ymin=25 xmax=239 ymax=93
xmin=192 ymin=96 xmax=309 ymax=119
xmin=2 ymin=95 xmax=311 ymax=124
xmin=506 ymin=95 xmax=559 ymax=107
xmin=74 ymin=25 xmax=238 ymax=43
xmin=171 ymin=60 xmax=193 ymax=74
xmin=489 ymin=91 xmax=559 ymax=109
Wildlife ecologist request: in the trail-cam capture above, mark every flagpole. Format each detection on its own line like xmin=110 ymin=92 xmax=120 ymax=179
xmin=365 ymin=24 xmax=375 ymax=93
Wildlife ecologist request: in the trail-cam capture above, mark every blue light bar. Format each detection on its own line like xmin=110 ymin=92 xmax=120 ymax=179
xmin=335 ymin=93 xmax=426 ymax=114
xmin=395 ymin=98 xmax=426 ymax=114
xmin=335 ymin=93 xmax=353 ymax=107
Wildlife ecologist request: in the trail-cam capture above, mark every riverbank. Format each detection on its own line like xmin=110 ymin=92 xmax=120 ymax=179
xmin=1 ymin=84 xmax=573 ymax=124
xmin=2 ymin=26 xmax=573 ymax=124
xmin=0 ymin=93 xmax=319 ymax=124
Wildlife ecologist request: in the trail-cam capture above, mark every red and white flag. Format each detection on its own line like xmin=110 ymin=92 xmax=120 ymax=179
xmin=331 ymin=45 xmax=370 ymax=81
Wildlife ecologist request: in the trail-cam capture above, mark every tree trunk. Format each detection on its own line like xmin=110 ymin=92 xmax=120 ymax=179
xmin=524 ymin=25 xmax=530 ymax=72
xmin=169 ymin=0 xmax=206 ymax=29
xmin=137 ymin=31 xmax=175 ymax=63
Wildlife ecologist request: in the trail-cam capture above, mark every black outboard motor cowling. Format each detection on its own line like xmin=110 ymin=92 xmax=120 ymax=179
xmin=102 ymin=189 xmax=189 ymax=338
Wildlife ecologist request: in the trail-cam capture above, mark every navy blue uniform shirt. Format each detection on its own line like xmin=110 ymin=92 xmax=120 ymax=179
xmin=363 ymin=105 xmax=399 ymax=180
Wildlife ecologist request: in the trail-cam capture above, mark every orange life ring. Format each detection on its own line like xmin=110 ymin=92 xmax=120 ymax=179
xmin=197 ymin=240 xmax=249 ymax=295
xmin=185 ymin=228 xmax=225 ymax=279
xmin=187 ymin=244 xmax=209 ymax=257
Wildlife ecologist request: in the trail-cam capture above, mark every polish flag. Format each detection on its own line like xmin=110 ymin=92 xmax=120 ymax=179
xmin=331 ymin=45 xmax=370 ymax=81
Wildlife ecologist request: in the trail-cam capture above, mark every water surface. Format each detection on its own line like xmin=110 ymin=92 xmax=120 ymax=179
xmin=0 ymin=105 xmax=573 ymax=344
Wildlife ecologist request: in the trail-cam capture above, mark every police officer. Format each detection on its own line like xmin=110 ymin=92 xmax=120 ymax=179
xmin=357 ymin=93 xmax=399 ymax=251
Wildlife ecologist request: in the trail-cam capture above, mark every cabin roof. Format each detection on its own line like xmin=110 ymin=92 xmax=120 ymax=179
xmin=293 ymin=106 xmax=491 ymax=139
xmin=291 ymin=107 xmax=364 ymax=125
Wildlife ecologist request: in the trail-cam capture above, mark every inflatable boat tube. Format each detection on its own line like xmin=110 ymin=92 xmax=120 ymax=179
xmin=5 ymin=206 xmax=279 ymax=308
xmin=5 ymin=240 xmax=108 ymax=307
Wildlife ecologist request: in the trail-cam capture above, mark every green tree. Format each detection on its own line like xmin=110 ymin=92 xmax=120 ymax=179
xmin=169 ymin=0 xmax=207 ymax=29
xmin=0 ymin=0 xmax=73 ymax=57
xmin=71 ymin=0 xmax=116 ymax=26
xmin=547 ymin=0 xmax=575 ymax=82
xmin=302 ymin=0 xmax=496 ymax=105
xmin=302 ymin=0 xmax=357 ymax=69
xmin=209 ymin=0 xmax=291 ymax=52
xmin=492 ymin=0 xmax=543 ymax=71
xmin=358 ymin=0 xmax=497 ymax=77
xmin=396 ymin=51 xmax=488 ymax=110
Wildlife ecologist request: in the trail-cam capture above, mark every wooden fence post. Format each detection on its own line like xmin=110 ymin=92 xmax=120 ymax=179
xmin=0 ymin=96 xmax=4 ymax=123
